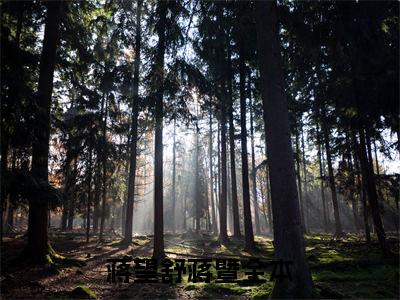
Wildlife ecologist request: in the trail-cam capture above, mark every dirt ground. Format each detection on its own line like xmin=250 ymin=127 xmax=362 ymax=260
xmin=1 ymin=230 xmax=399 ymax=299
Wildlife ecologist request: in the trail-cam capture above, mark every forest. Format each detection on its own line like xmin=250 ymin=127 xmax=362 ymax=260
xmin=1 ymin=0 xmax=399 ymax=299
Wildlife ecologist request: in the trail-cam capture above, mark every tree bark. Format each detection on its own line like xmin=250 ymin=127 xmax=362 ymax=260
xmin=86 ymin=146 xmax=93 ymax=243
xmin=322 ymin=124 xmax=343 ymax=236
xmin=259 ymin=177 xmax=268 ymax=232
xmin=295 ymin=132 xmax=306 ymax=232
xmin=255 ymin=1 xmax=313 ymax=296
xmin=92 ymin=158 xmax=101 ymax=233
xmin=5 ymin=197 xmax=14 ymax=233
xmin=317 ymin=129 xmax=329 ymax=232
xmin=352 ymin=131 xmax=371 ymax=243
xmin=124 ymin=0 xmax=142 ymax=244
xmin=227 ymin=47 xmax=241 ymax=238
xmin=301 ymin=128 xmax=310 ymax=231
xmin=67 ymin=159 xmax=78 ymax=230
xmin=219 ymin=111 xmax=228 ymax=242
xmin=346 ymin=133 xmax=360 ymax=232
xmin=153 ymin=1 xmax=167 ymax=259
xmin=239 ymin=43 xmax=254 ymax=250
xmin=265 ymin=166 xmax=273 ymax=232
xmin=26 ymin=1 xmax=62 ymax=260
xmin=195 ymin=123 xmax=201 ymax=232
xmin=216 ymin=124 xmax=221 ymax=228
xmin=249 ymin=77 xmax=261 ymax=235
xmin=209 ymin=103 xmax=218 ymax=234
xmin=358 ymin=126 xmax=387 ymax=254
xmin=99 ymin=93 xmax=109 ymax=241
xmin=171 ymin=118 xmax=177 ymax=234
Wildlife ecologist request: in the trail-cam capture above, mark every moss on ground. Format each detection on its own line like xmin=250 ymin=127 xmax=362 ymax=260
xmin=70 ymin=285 xmax=97 ymax=299
xmin=250 ymin=282 xmax=273 ymax=299
xmin=312 ymin=265 xmax=399 ymax=298
xmin=202 ymin=282 xmax=247 ymax=295
xmin=175 ymin=233 xmax=399 ymax=299
xmin=52 ymin=285 xmax=97 ymax=299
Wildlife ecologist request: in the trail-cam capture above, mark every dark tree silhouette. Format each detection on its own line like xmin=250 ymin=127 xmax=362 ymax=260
xmin=26 ymin=1 xmax=62 ymax=261
xmin=255 ymin=1 xmax=313 ymax=297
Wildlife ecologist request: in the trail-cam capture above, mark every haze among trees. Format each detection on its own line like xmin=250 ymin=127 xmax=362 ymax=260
xmin=1 ymin=0 xmax=399 ymax=299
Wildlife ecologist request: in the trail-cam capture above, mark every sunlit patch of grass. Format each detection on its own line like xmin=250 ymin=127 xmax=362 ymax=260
xmin=165 ymin=245 xmax=186 ymax=253
xmin=254 ymin=235 xmax=273 ymax=244
xmin=132 ymin=238 xmax=151 ymax=247
xmin=317 ymin=249 xmax=356 ymax=264
xmin=215 ymin=244 xmax=229 ymax=254
xmin=106 ymin=239 xmax=123 ymax=246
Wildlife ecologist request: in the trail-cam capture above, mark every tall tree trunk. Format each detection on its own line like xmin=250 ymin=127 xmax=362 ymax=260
xmin=249 ymin=78 xmax=261 ymax=235
xmin=26 ymin=1 xmax=62 ymax=260
xmin=322 ymin=124 xmax=343 ymax=236
xmin=227 ymin=47 xmax=241 ymax=238
xmin=217 ymin=123 xmax=221 ymax=213
xmin=124 ymin=0 xmax=142 ymax=244
xmin=219 ymin=111 xmax=228 ymax=243
xmin=352 ymin=131 xmax=371 ymax=243
xmin=350 ymin=51 xmax=386 ymax=251
xmin=93 ymin=158 xmax=101 ymax=233
xmin=195 ymin=124 xmax=201 ymax=232
xmin=5 ymin=197 xmax=14 ymax=233
xmin=209 ymin=104 xmax=218 ymax=234
xmin=360 ymin=175 xmax=371 ymax=243
xmin=121 ymin=155 xmax=129 ymax=236
xmin=317 ymin=130 xmax=328 ymax=232
xmin=153 ymin=1 xmax=167 ymax=259
xmin=358 ymin=126 xmax=387 ymax=254
xmin=183 ymin=179 xmax=188 ymax=231
xmin=265 ymin=166 xmax=273 ymax=233
xmin=259 ymin=178 xmax=268 ymax=232
xmin=170 ymin=118 xmax=177 ymax=233
xmin=67 ymin=159 xmax=78 ymax=231
xmin=227 ymin=145 xmax=233 ymax=233
xmin=255 ymin=1 xmax=313 ymax=296
xmin=110 ymin=206 xmax=115 ymax=230
xmin=99 ymin=93 xmax=109 ymax=241
xmin=86 ymin=146 xmax=93 ymax=243
xmin=238 ymin=43 xmax=254 ymax=250
xmin=61 ymin=207 xmax=67 ymax=230
xmin=372 ymin=139 xmax=386 ymax=214
xmin=301 ymin=128 xmax=310 ymax=231
xmin=61 ymin=149 xmax=73 ymax=231
xmin=373 ymin=139 xmax=380 ymax=175
xmin=346 ymin=134 xmax=360 ymax=232
xmin=5 ymin=152 xmax=16 ymax=233
xmin=295 ymin=132 xmax=306 ymax=232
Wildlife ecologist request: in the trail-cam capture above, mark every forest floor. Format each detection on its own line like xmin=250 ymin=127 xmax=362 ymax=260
xmin=1 ymin=230 xmax=399 ymax=299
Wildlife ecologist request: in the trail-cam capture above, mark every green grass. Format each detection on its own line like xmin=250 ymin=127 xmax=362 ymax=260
xmin=312 ymin=265 xmax=399 ymax=298
xmin=313 ymin=265 xmax=398 ymax=282
xmin=249 ymin=282 xmax=274 ymax=299
xmin=81 ymin=233 xmax=397 ymax=299
xmin=203 ymin=282 xmax=247 ymax=295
